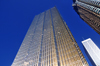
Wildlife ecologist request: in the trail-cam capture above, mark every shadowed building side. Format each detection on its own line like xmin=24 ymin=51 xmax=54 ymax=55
xmin=73 ymin=0 xmax=100 ymax=34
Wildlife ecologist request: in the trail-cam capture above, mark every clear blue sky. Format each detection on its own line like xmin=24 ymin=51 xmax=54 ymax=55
xmin=0 ymin=0 xmax=100 ymax=66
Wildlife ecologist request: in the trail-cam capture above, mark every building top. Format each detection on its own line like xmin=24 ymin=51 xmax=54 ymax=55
xmin=82 ymin=38 xmax=100 ymax=66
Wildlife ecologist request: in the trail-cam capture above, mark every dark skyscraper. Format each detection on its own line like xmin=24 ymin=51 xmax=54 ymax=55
xmin=12 ymin=7 xmax=88 ymax=66
xmin=73 ymin=0 xmax=100 ymax=34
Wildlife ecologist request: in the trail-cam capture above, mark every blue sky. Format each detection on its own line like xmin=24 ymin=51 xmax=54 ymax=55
xmin=0 ymin=0 xmax=100 ymax=66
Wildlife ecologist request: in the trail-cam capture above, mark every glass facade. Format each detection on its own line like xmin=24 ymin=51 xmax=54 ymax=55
xmin=75 ymin=1 xmax=100 ymax=14
xmin=73 ymin=0 xmax=100 ymax=34
xmin=78 ymin=0 xmax=100 ymax=7
xmin=11 ymin=7 xmax=88 ymax=66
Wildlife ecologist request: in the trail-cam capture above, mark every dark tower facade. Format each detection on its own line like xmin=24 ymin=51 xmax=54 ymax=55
xmin=11 ymin=7 xmax=88 ymax=66
xmin=73 ymin=0 xmax=100 ymax=34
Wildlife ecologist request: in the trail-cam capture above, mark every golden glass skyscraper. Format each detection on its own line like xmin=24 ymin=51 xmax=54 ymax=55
xmin=12 ymin=7 xmax=88 ymax=66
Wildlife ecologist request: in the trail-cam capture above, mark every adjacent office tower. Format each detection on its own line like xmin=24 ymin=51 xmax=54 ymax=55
xmin=12 ymin=7 xmax=88 ymax=66
xmin=82 ymin=38 xmax=100 ymax=66
xmin=72 ymin=0 xmax=100 ymax=34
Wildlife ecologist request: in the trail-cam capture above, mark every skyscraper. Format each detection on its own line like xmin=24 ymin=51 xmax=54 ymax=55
xmin=72 ymin=0 xmax=100 ymax=34
xmin=12 ymin=7 xmax=88 ymax=66
xmin=82 ymin=38 xmax=100 ymax=66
